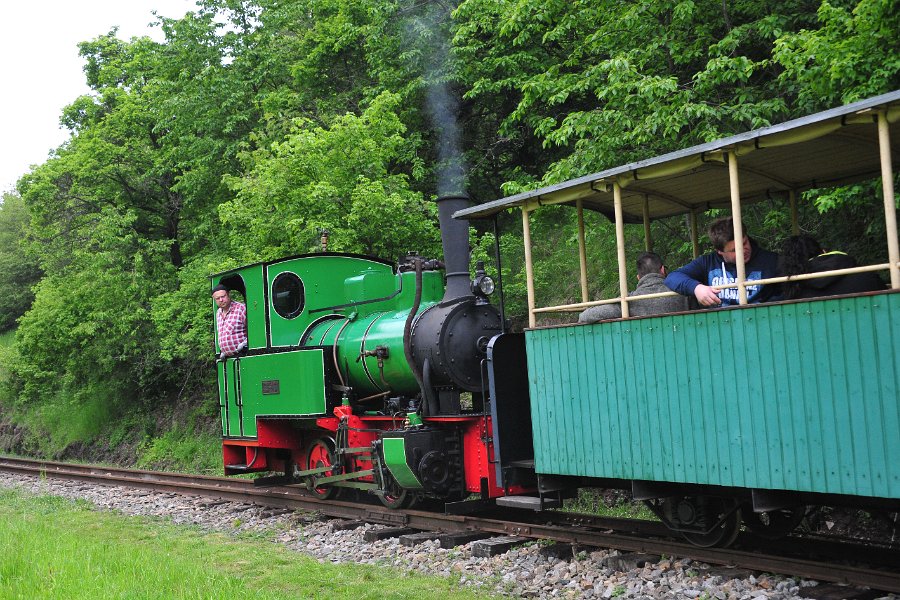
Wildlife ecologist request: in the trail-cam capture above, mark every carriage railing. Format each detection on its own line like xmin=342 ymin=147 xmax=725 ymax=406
xmin=520 ymin=107 xmax=898 ymax=326
xmin=534 ymin=261 xmax=900 ymax=315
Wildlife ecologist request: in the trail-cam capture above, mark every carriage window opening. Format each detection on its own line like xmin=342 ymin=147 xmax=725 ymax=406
xmin=272 ymin=272 xmax=305 ymax=319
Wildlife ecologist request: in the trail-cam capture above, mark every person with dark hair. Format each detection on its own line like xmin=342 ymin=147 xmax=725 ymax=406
xmin=212 ymin=284 xmax=248 ymax=358
xmin=579 ymin=251 xmax=690 ymax=323
xmin=779 ymin=235 xmax=885 ymax=300
xmin=665 ymin=217 xmax=780 ymax=307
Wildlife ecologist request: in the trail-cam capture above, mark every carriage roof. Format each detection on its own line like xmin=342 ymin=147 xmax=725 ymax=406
xmin=455 ymin=90 xmax=900 ymax=223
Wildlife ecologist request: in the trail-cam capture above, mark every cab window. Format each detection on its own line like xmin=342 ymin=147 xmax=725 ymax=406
xmin=271 ymin=272 xmax=305 ymax=319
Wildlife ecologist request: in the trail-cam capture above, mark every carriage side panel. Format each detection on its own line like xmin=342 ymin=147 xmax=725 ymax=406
xmin=525 ymin=292 xmax=900 ymax=499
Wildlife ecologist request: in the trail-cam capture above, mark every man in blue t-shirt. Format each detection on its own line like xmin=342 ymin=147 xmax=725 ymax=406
xmin=664 ymin=217 xmax=780 ymax=307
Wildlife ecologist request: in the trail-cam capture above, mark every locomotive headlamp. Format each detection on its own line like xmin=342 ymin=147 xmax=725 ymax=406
xmin=476 ymin=275 xmax=495 ymax=295
xmin=472 ymin=261 xmax=495 ymax=301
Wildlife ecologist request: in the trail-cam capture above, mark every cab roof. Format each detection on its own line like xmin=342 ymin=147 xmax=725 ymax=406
xmin=454 ymin=90 xmax=900 ymax=223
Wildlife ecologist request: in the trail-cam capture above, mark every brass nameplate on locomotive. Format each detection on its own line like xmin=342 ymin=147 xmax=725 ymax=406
xmin=262 ymin=380 xmax=280 ymax=395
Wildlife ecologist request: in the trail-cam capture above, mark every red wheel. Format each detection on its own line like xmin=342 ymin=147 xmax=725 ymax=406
xmin=377 ymin=471 xmax=417 ymax=509
xmin=379 ymin=487 xmax=416 ymax=510
xmin=305 ymin=436 xmax=338 ymax=500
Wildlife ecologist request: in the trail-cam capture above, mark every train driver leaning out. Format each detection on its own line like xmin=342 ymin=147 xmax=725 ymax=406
xmin=579 ymin=251 xmax=690 ymax=323
xmin=664 ymin=217 xmax=780 ymax=307
xmin=212 ymin=284 xmax=248 ymax=359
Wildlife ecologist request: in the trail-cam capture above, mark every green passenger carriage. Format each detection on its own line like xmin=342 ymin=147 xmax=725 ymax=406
xmin=457 ymin=90 xmax=900 ymax=545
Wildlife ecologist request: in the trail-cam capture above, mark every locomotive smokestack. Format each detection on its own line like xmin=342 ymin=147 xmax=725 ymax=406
xmin=415 ymin=1 xmax=470 ymax=302
xmin=436 ymin=194 xmax=472 ymax=301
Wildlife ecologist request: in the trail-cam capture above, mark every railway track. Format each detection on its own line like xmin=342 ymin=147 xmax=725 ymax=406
xmin=1 ymin=456 xmax=897 ymax=595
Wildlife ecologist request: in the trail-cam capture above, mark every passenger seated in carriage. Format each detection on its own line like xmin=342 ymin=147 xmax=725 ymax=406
xmin=578 ymin=251 xmax=690 ymax=323
xmin=779 ymin=235 xmax=885 ymax=300
xmin=664 ymin=217 xmax=781 ymax=307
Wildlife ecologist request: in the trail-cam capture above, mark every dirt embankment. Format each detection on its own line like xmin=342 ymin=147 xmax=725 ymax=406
xmin=0 ymin=419 xmax=28 ymax=456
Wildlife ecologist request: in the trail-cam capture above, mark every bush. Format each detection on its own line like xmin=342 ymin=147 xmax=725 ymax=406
xmin=136 ymin=426 xmax=222 ymax=475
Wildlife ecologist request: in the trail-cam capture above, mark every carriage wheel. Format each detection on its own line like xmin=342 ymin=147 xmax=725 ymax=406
xmin=661 ymin=496 xmax=742 ymax=548
xmin=743 ymin=505 xmax=806 ymax=540
xmin=678 ymin=497 xmax=742 ymax=548
xmin=305 ymin=436 xmax=339 ymax=500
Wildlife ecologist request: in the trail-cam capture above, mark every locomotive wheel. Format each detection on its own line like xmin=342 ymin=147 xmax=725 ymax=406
xmin=379 ymin=488 xmax=415 ymax=510
xmin=305 ymin=436 xmax=339 ymax=500
xmin=378 ymin=479 xmax=417 ymax=510
xmin=742 ymin=505 xmax=806 ymax=540
xmin=674 ymin=496 xmax=743 ymax=548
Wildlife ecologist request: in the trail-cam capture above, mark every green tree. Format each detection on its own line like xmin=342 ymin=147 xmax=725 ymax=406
xmin=774 ymin=0 xmax=900 ymax=112
xmin=455 ymin=0 xmax=824 ymax=188
xmin=12 ymin=28 xmax=210 ymax=449
xmin=222 ymin=91 xmax=441 ymax=261
xmin=0 ymin=194 xmax=43 ymax=331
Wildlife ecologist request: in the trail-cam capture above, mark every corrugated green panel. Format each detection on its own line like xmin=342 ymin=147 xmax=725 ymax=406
xmin=526 ymin=293 xmax=900 ymax=499
xmin=696 ymin=312 xmax=722 ymax=484
xmin=237 ymin=349 xmax=327 ymax=437
xmin=644 ymin=318 xmax=668 ymax=479
xmin=525 ymin=328 xmax=554 ymax=470
xmin=873 ymin=297 xmax=900 ymax=493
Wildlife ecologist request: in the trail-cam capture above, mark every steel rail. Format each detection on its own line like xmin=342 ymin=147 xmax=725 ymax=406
xmin=1 ymin=456 xmax=897 ymax=593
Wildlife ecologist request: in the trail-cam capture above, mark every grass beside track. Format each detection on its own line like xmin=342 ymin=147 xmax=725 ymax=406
xmin=562 ymin=489 xmax=657 ymax=521
xmin=0 ymin=487 xmax=494 ymax=599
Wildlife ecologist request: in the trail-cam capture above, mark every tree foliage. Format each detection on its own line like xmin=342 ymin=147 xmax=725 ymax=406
xmin=774 ymin=0 xmax=900 ymax=112
xmin=0 ymin=194 xmax=43 ymax=331
xmin=221 ymin=92 xmax=440 ymax=261
xmin=454 ymin=0 xmax=830 ymax=187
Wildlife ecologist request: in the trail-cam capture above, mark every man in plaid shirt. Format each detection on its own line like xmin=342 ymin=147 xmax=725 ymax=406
xmin=212 ymin=284 xmax=248 ymax=358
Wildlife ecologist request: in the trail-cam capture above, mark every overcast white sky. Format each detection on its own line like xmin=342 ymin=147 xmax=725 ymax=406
xmin=0 ymin=0 xmax=197 ymax=194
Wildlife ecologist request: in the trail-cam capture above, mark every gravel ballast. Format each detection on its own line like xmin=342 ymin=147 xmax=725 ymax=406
xmin=0 ymin=472 xmax=896 ymax=600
